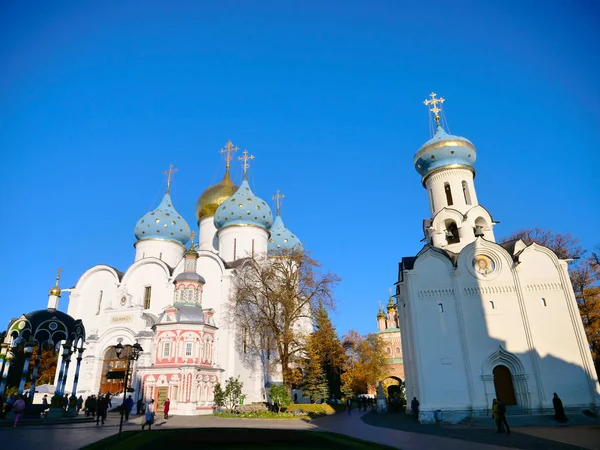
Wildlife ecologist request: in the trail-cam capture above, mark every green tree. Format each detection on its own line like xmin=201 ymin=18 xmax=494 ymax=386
xmin=311 ymin=306 xmax=346 ymax=398
xmin=301 ymin=335 xmax=330 ymax=403
xmin=269 ymin=384 xmax=292 ymax=413
xmin=213 ymin=376 xmax=245 ymax=412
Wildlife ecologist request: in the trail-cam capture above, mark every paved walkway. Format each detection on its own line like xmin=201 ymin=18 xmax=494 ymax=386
xmin=1 ymin=410 xmax=598 ymax=449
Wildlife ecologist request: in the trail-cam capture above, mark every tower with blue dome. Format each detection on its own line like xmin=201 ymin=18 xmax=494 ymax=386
xmin=133 ymin=164 xmax=191 ymax=266
xmin=214 ymin=149 xmax=273 ymax=261
xmin=268 ymin=189 xmax=302 ymax=255
xmin=417 ymin=93 xmax=495 ymax=251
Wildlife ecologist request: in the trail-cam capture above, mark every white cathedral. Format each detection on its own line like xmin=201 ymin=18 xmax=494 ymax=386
xmin=56 ymin=143 xmax=302 ymax=415
xmin=397 ymin=93 xmax=600 ymax=423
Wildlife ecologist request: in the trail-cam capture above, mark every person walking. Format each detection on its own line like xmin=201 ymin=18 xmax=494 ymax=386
xmin=124 ymin=395 xmax=134 ymax=421
xmin=346 ymin=397 xmax=352 ymax=415
xmin=142 ymin=399 xmax=155 ymax=430
xmin=13 ymin=396 xmax=26 ymax=428
xmin=163 ymin=398 xmax=170 ymax=419
xmin=411 ymin=397 xmax=420 ymax=421
xmin=106 ymin=392 xmax=112 ymax=408
xmin=552 ymin=393 xmax=568 ymax=423
xmin=492 ymin=399 xmax=503 ymax=433
xmin=76 ymin=395 xmax=83 ymax=414
xmin=97 ymin=395 xmax=109 ymax=425
xmin=497 ymin=399 xmax=510 ymax=434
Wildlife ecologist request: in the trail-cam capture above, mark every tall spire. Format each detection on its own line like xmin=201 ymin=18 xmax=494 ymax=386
xmin=164 ymin=164 xmax=178 ymax=194
xmin=423 ymin=92 xmax=445 ymax=127
xmin=272 ymin=189 xmax=285 ymax=216
xmin=48 ymin=268 xmax=62 ymax=309
xmin=237 ymin=149 xmax=255 ymax=179
xmin=220 ymin=140 xmax=239 ymax=170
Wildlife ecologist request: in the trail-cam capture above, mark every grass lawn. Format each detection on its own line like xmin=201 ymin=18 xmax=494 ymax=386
xmin=82 ymin=428 xmax=397 ymax=450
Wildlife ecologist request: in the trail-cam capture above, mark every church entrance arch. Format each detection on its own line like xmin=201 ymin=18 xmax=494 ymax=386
xmin=99 ymin=345 xmax=132 ymax=395
xmin=493 ymin=365 xmax=517 ymax=405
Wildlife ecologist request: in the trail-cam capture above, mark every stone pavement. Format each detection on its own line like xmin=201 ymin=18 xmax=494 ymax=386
xmin=1 ymin=410 xmax=598 ymax=449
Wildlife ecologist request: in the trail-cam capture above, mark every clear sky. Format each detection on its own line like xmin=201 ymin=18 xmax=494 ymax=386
xmin=1 ymin=1 xmax=598 ymax=337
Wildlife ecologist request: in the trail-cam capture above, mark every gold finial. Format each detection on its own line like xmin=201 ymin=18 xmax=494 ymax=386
xmin=49 ymin=268 xmax=62 ymax=297
xmin=220 ymin=140 xmax=239 ymax=169
xmin=237 ymin=149 xmax=255 ymax=179
xmin=423 ymin=92 xmax=445 ymax=125
xmin=272 ymin=189 xmax=285 ymax=216
xmin=190 ymin=231 xmax=196 ymax=249
xmin=164 ymin=164 xmax=178 ymax=194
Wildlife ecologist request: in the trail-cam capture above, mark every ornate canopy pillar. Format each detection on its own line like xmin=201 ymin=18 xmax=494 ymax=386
xmin=17 ymin=342 xmax=36 ymax=395
xmin=70 ymin=347 xmax=86 ymax=396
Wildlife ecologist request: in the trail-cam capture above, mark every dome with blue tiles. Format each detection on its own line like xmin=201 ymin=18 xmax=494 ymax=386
xmin=134 ymin=192 xmax=191 ymax=245
xmin=268 ymin=215 xmax=302 ymax=254
xmin=214 ymin=179 xmax=273 ymax=230
xmin=414 ymin=124 xmax=476 ymax=182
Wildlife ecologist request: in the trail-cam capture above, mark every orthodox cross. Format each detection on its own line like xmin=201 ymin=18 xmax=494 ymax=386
xmin=220 ymin=140 xmax=239 ymax=169
xmin=56 ymin=268 xmax=62 ymax=286
xmin=272 ymin=189 xmax=285 ymax=216
xmin=164 ymin=164 xmax=178 ymax=193
xmin=237 ymin=149 xmax=254 ymax=178
xmin=423 ymin=92 xmax=445 ymax=124
xmin=189 ymin=231 xmax=196 ymax=249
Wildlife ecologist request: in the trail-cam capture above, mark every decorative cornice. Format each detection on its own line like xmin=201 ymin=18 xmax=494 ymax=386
xmin=525 ymin=283 xmax=562 ymax=292
xmin=417 ymin=289 xmax=454 ymax=298
xmin=464 ymin=286 xmax=515 ymax=296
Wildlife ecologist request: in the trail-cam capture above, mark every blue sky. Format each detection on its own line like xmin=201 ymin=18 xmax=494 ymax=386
xmin=1 ymin=1 xmax=598 ymax=337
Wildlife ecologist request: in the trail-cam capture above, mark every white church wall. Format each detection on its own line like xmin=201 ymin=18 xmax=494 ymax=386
xmin=199 ymin=216 xmax=218 ymax=252
xmin=410 ymin=253 xmax=471 ymax=413
xmin=121 ymin=259 xmax=174 ymax=313
xmin=217 ymin=226 xmax=269 ymax=262
xmin=134 ymin=239 xmax=185 ymax=268
xmin=425 ymin=168 xmax=477 ymax=217
xmin=69 ymin=266 xmax=120 ymax=325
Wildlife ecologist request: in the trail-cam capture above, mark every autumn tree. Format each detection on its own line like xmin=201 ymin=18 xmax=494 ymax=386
xmin=341 ymin=330 xmax=387 ymax=396
xmin=502 ymin=228 xmax=600 ymax=371
xmin=229 ymin=249 xmax=340 ymax=391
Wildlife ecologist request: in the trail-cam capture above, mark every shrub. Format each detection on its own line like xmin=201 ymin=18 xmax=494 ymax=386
xmin=269 ymin=385 xmax=292 ymax=413
xmin=213 ymin=377 xmax=245 ymax=412
xmin=285 ymin=403 xmax=335 ymax=417
xmin=236 ymin=403 xmax=268 ymax=413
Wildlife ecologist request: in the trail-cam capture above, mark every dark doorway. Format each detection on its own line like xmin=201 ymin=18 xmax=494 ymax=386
xmin=493 ymin=365 xmax=517 ymax=406
xmin=99 ymin=345 xmax=132 ymax=395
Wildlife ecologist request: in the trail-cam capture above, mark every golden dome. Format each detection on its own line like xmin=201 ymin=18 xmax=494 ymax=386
xmin=195 ymin=168 xmax=239 ymax=221
xmin=49 ymin=286 xmax=61 ymax=297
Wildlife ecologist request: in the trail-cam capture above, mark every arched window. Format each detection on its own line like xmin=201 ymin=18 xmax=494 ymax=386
xmin=462 ymin=181 xmax=472 ymax=205
xmin=438 ymin=303 xmax=444 ymax=313
xmin=233 ymin=238 xmax=237 ymax=260
xmin=429 ymin=189 xmax=435 ymax=211
xmin=444 ymin=183 xmax=453 ymax=206
xmin=489 ymin=301 xmax=495 ymax=309
xmin=541 ymin=298 xmax=547 ymax=307
xmin=445 ymin=220 xmax=460 ymax=245
xmin=474 ymin=217 xmax=487 ymax=238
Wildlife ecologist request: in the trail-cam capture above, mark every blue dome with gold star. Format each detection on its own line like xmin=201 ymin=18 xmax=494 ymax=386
xmin=214 ymin=179 xmax=273 ymax=230
xmin=134 ymin=192 xmax=191 ymax=245
xmin=268 ymin=215 xmax=302 ymax=254
xmin=414 ymin=124 xmax=476 ymax=181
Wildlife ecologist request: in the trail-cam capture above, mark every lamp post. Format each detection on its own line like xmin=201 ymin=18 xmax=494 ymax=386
xmin=115 ymin=342 xmax=143 ymax=437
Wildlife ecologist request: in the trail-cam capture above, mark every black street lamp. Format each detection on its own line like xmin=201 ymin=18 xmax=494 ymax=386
xmin=115 ymin=341 xmax=143 ymax=437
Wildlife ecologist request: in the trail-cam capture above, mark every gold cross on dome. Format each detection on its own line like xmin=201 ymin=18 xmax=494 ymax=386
xmin=189 ymin=231 xmax=196 ymax=249
xmin=220 ymin=140 xmax=239 ymax=169
xmin=272 ymin=189 xmax=285 ymax=215
xmin=56 ymin=268 xmax=62 ymax=285
xmin=237 ymin=149 xmax=255 ymax=178
xmin=423 ymin=92 xmax=445 ymax=124
xmin=164 ymin=164 xmax=178 ymax=193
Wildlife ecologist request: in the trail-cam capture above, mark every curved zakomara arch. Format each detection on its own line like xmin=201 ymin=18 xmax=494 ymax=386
xmin=74 ymin=265 xmax=123 ymax=291
xmin=414 ymin=245 xmax=456 ymax=273
xmin=516 ymin=242 xmax=564 ymax=267
xmin=121 ymin=258 xmax=172 ymax=285
xmin=482 ymin=345 xmax=525 ymax=375
xmin=457 ymin=237 xmax=516 ymax=273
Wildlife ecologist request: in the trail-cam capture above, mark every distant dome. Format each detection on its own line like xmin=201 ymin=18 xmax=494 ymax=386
xmin=7 ymin=309 xmax=86 ymax=347
xmin=414 ymin=124 xmax=476 ymax=182
xmin=196 ymin=168 xmax=239 ymax=221
xmin=174 ymin=272 xmax=206 ymax=283
xmin=134 ymin=192 xmax=191 ymax=245
xmin=214 ymin=179 xmax=273 ymax=231
xmin=268 ymin=215 xmax=302 ymax=254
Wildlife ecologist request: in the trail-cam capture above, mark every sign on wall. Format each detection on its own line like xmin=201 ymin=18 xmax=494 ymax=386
xmin=110 ymin=315 xmax=133 ymax=323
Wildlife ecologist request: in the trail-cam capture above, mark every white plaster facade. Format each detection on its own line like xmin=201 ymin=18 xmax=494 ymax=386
xmin=398 ymin=112 xmax=600 ymax=423
xmin=54 ymin=161 xmax=300 ymax=415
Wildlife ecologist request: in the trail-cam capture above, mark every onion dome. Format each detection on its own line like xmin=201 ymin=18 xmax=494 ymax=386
xmin=414 ymin=123 xmax=476 ymax=182
xmin=174 ymin=272 xmax=205 ymax=283
xmin=377 ymin=309 xmax=386 ymax=319
xmin=268 ymin=215 xmax=302 ymax=254
xmin=214 ymin=179 xmax=273 ymax=230
xmin=48 ymin=268 xmax=62 ymax=297
xmin=196 ymin=167 xmax=239 ymax=222
xmin=134 ymin=192 xmax=191 ymax=245
xmin=387 ymin=298 xmax=396 ymax=311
